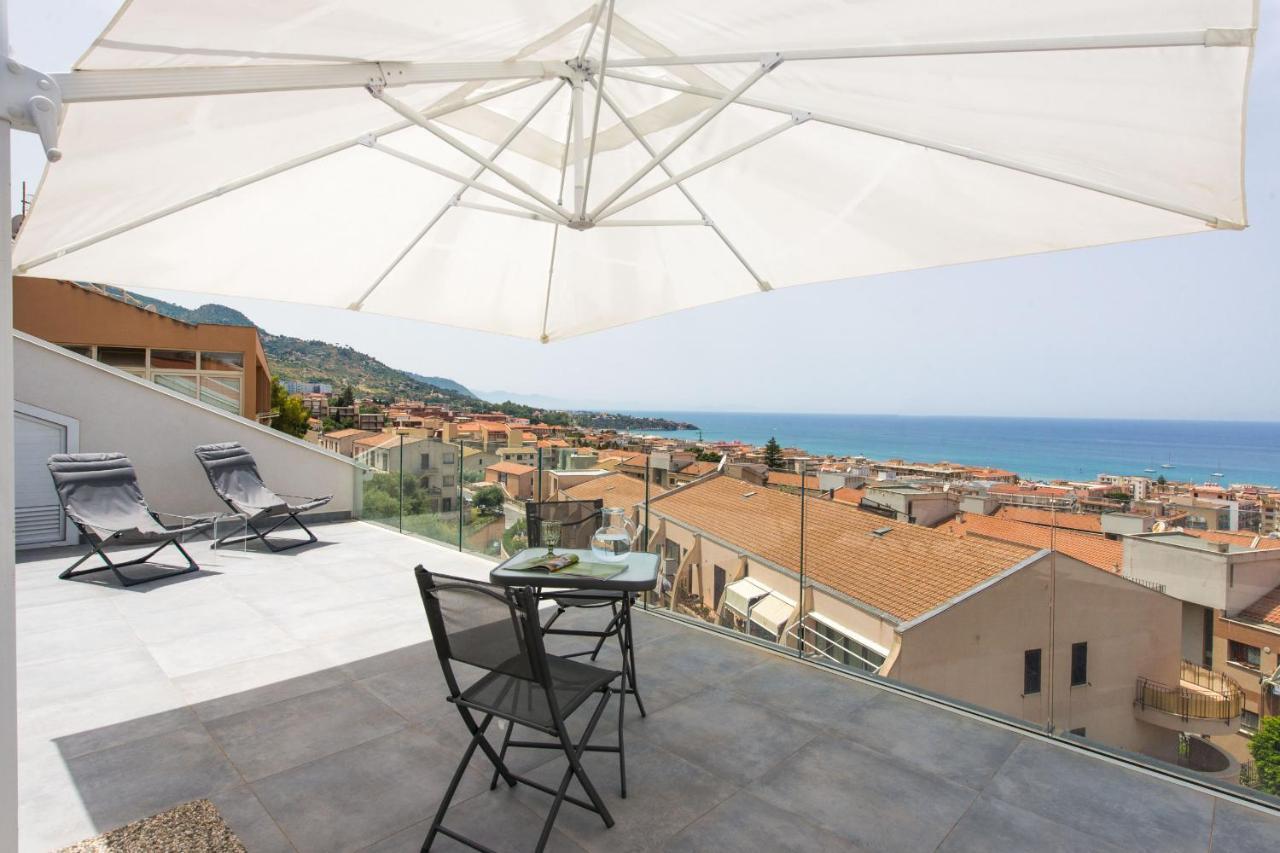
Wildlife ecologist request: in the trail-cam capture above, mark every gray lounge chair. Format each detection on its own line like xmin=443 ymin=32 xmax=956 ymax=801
xmin=194 ymin=442 xmax=331 ymax=551
xmin=47 ymin=452 xmax=211 ymax=587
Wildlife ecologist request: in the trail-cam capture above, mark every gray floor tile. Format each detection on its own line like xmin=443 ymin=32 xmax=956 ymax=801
xmin=182 ymin=652 xmax=350 ymax=722
xmin=52 ymin=705 xmax=200 ymax=761
xmin=18 ymin=645 xmax=171 ymax=709
xmin=208 ymin=784 xmax=297 ymax=853
xmin=620 ymin=628 xmax=774 ymax=713
xmin=750 ymin=735 xmax=978 ymax=852
xmin=635 ymin=687 xmax=818 ymax=786
xmin=145 ymin=621 xmax=304 ymax=679
xmin=828 ymin=691 xmax=1021 ymax=787
xmin=661 ymin=789 xmax=862 ymax=852
xmin=62 ymin=721 xmax=243 ymax=833
xmin=357 ymin=661 xmax=454 ymax=727
xmin=207 ymin=683 xmax=406 ymax=781
xmin=362 ymin=792 xmax=587 ymax=853
xmin=509 ymin=734 xmax=737 ymax=853
xmin=252 ymin=727 xmax=488 ymax=853
xmin=939 ymin=792 xmax=1130 ymax=853
xmin=725 ymin=656 xmax=880 ymax=727
xmin=1210 ymin=800 xmax=1280 ymax=852
xmin=985 ymin=740 xmax=1214 ymax=853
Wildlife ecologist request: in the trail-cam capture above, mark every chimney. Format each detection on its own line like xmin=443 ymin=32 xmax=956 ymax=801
xmin=441 ymin=422 xmax=457 ymax=442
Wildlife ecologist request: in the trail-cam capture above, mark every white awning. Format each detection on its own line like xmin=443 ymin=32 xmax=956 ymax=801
xmin=749 ymin=592 xmax=797 ymax=638
xmin=722 ymin=576 xmax=769 ymax=619
xmin=12 ymin=0 xmax=1256 ymax=341
xmin=808 ymin=611 xmax=890 ymax=658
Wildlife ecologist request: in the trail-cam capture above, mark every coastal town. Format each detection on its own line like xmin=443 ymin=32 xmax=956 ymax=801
xmin=297 ymin=383 xmax=1280 ymax=779
xmin=13 ymin=274 xmax=1280 ymax=801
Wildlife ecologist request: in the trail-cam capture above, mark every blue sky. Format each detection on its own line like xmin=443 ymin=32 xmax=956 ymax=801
xmin=10 ymin=1 xmax=1279 ymax=421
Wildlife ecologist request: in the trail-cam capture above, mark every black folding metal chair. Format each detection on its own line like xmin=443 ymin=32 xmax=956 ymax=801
xmin=414 ymin=567 xmax=625 ymax=853
xmin=527 ymin=499 xmax=625 ymax=648
xmin=47 ymin=452 xmax=212 ymax=587
xmin=193 ymin=442 xmax=331 ymax=551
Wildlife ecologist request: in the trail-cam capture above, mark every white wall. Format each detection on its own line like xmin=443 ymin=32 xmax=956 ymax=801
xmin=14 ymin=334 xmax=360 ymax=519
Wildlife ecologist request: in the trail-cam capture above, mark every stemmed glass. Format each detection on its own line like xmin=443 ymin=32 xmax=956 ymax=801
xmin=541 ymin=520 xmax=562 ymax=557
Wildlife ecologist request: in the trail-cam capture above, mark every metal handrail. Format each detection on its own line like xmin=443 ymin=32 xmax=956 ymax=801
xmin=1135 ymin=668 xmax=1245 ymax=723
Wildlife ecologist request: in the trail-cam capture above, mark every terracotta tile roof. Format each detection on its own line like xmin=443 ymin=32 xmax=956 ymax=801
xmin=1239 ymin=584 xmax=1280 ymax=628
xmin=563 ymin=473 xmax=664 ymax=509
xmin=937 ymin=514 xmax=1122 ymax=573
xmin=1185 ymin=529 xmax=1280 ymax=551
xmin=323 ymin=428 xmax=375 ymax=440
xmin=765 ymin=471 xmax=822 ymax=490
xmin=487 ymin=462 xmax=535 ymax=475
xmin=353 ymin=433 xmax=400 ymax=450
xmin=833 ymin=487 xmax=865 ymax=505
xmin=990 ymin=484 xmax=1073 ymax=497
xmin=650 ymin=475 xmax=1036 ymax=622
xmin=992 ymin=506 xmax=1103 ymax=534
xmin=679 ymin=460 xmax=719 ymax=477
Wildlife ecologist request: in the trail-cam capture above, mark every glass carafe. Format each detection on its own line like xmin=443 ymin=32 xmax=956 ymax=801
xmin=590 ymin=507 xmax=637 ymax=562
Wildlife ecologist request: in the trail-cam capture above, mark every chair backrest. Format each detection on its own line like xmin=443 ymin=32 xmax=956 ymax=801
xmin=414 ymin=568 xmax=547 ymax=694
xmin=193 ymin=442 xmax=283 ymax=514
xmin=47 ymin=453 xmax=165 ymax=540
xmin=526 ymin=499 xmax=603 ymax=549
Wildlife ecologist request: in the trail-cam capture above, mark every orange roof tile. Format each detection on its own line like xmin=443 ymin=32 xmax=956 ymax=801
xmin=487 ymin=462 xmax=535 ymax=475
xmin=765 ymin=471 xmax=822 ymax=490
xmin=833 ymin=487 xmax=865 ymax=505
xmin=563 ymin=473 xmax=664 ymax=509
xmin=650 ymin=476 xmax=1036 ymax=622
xmin=992 ymin=506 xmax=1103 ymax=534
xmin=323 ymin=428 xmax=375 ymax=440
xmin=1239 ymin=584 xmax=1280 ymax=628
xmin=937 ymin=514 xmax=1122 ymax=573
xmin=1185 ymin=529 xmax=1280 ymax=551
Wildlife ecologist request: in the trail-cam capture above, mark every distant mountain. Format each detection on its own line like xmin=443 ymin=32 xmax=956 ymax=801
xmin=111 ymin=287 xmax=474 ymax=404
xmin=405 ymin=372 xmax=475 ymax=398
xmin=260 ymin=335 xmax=473 ymax=404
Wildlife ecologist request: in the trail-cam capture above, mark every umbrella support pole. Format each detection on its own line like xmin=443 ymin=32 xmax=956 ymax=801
xmin=2 ymin=2 xmax=62 ymax=844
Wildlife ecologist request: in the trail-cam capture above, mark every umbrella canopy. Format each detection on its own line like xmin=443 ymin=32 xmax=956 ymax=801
xmin=14 ymin=1 xmax=1256 ymax=341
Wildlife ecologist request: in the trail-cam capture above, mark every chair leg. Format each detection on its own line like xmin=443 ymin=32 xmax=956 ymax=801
xmin=60 ymin=538 xmax=199 ymax=588
xmin=216 ymin=513 xmax=318 ymax=553
xmin=538 ymin=690 xmax=615 ymax=852
xmin=489 ymin=720 xmax=516 ymax=791
xmin=424 ymin=714 xmax=500 ymax=852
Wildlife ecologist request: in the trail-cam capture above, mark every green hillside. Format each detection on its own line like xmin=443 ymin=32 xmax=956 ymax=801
xmin=111 ymin=287 xmax=472 ymax=403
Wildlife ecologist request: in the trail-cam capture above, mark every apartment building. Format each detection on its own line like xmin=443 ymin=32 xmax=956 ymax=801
xmin=353 ymin=432 xmax=460 ymax=512
xmin=859 ymin=484 xmax=958 ymax=527
xmin=646 ymin=475 xmax=1184 ymax=761
xmin=1124 ymin=532 xmax=1280 ymax=761
xmin=485 ymin=461 xmax=535 ymax=501
xmin=560 ymin=471 xmax=662 ymax=511
xmin=319 ymin=428 xmax=376 ymax=456
xmin=14 ymin=276 xmax=272 ymax=421
xmin=987 ymin=483 xmax=1076 ymax=510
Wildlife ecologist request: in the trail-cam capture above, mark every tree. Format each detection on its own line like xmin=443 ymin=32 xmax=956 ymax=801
xmin=696 ymin=449 xmax=723 ymax=463
xmin=1249 ymin=715 xmax=1280 ymax=796
xmin=472 ymin=485 xmax=505 ymax=515
xmin=1157 ymin=474 xmax=1168 ymax=487
xmin=269 ymin=377 xmax=310 ymax=438
xmin=334 ymin=384 xmax=355 ymax=407
xmin=763 ymin=436 xmax=784 ymax=469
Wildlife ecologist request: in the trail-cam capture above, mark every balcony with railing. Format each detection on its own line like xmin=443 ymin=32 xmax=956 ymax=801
xmin=1134 ymin=661 xmax=1246 ymax=736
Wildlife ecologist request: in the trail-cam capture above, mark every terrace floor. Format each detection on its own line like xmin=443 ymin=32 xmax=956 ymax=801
xmin=16 ymin=521 xmax=1280 ymax=852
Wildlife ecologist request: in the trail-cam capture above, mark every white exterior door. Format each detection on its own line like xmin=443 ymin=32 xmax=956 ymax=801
xmin=14 ymin=404 xmax=79 ymax=548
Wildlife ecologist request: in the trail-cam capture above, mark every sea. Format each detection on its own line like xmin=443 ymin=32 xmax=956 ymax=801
xmin=623 ymin=412 xmax=1280 ymax=487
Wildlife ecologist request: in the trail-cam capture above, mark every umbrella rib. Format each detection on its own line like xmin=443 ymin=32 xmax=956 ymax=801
xmin=542 ymin=89 xmax=578 ymax=343
xmin=596 ymin=114 xmax=808 ymax=222
xmin=577 ymin=2 xmax=608 ymax=62
xmin=370 ymin=87 xmax=573 ymax=220
xmin=579 ymin=0 xmax=615 ymax=215
xmin=596 ymin=84 xmax=772 ymax=291
xmin=603 ymin=30 xmax=1254 ymax=68
xmin=15 ymin=78 xmax=546 ymax=274
xmin=348 ymin=79 xmax=566 ymax=311
xmin=606 ymin=71 xmax=1239 ymax=229
xmin=587 ymin=57 xmax=780 ymax=222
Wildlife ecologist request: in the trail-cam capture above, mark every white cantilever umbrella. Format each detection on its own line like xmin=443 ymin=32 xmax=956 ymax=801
xmin=9 ymin=0 xmax=1258 ymax=342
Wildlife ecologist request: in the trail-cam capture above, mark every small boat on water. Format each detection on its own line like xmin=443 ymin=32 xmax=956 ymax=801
xmin=1161 ymin=463 xmax=1174 ymax=469
xmin=1144 ymin=467 xmax=1156 ymax=473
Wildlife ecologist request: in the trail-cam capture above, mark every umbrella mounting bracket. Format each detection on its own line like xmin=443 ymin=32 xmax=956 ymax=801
xmin=2 ymin=58 xmax=62 ymax=162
